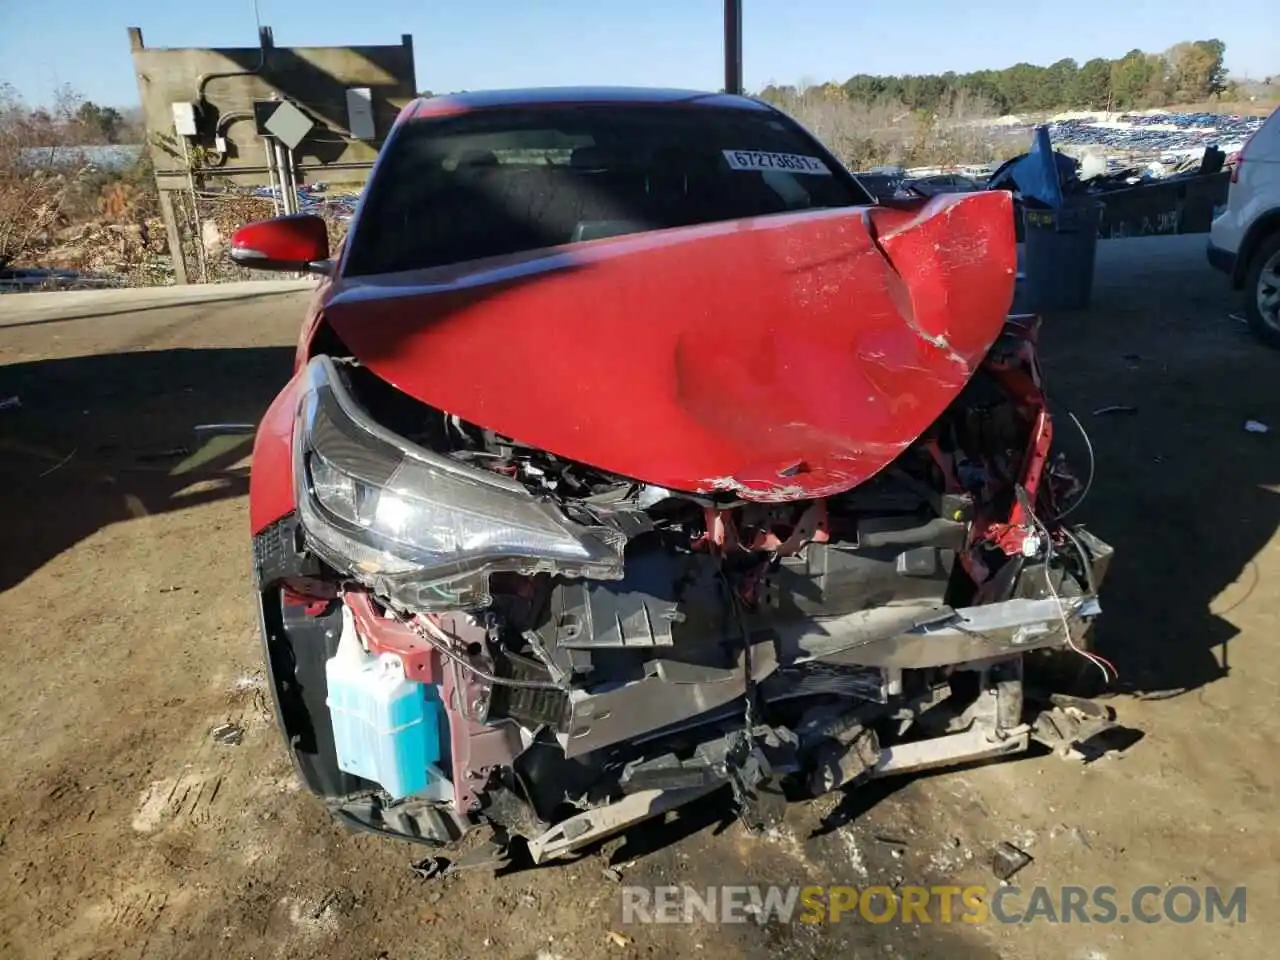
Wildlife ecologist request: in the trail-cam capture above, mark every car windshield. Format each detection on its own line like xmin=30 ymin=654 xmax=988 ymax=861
xmin=343 ymin=103 xmax=872 ymax=276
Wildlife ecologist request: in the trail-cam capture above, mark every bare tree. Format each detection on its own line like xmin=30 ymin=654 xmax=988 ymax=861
xmin=0 ymin=84 xmax=93 ymax=266
xmin=762 ymin=81 xmax=1011 ymax=170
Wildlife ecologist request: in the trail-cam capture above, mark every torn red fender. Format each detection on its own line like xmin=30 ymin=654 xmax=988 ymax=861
xmin=866 ymin=193 xmax=1019 ymax=361
xmin=249 ymin=367 xmax=307 ymax=534
xmin=324 ymin=192 xmax=1017 ymax=502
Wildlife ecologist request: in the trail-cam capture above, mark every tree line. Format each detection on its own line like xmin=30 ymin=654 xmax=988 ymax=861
xmin=760 ymin=39 xmax=1232 ymax=115
xmin=0 ymin=83 xmax=144 ymax=146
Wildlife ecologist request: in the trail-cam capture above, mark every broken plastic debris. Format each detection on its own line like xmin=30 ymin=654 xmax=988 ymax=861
xmin=409 ymin=855 xmax=447 ymax=880
xmin=38 ymin=448 xmax=76 ymax=478
xmin=1092 ymin=405 xmax=1138 ymax=416
xmin=1244 ymin=420 xmax=1269 ymax=434
xmin=873 ymin=834 xmax=910 ymax=848
xmin=605 ymin=931 xmax=632 ymax=948
xmin=211 ymin=722 xmax=244 ymax=745
xmin=991 ymin=841 xmax=1033 ymax=881
xmin=194 ymin=423 xmax=256 ymax=435
xmin=408 ymin=837 xmax=510 ymax=880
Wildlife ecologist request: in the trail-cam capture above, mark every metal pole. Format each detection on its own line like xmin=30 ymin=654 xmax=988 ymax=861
xmin=179 ymin=136 xmax=208 ymax=283
xmin=723 ymin=0 xmax=743 ymax=96
xmin=156 ymin=190 xmax=188 ymax=285
xmin=283 ymin=147 xmax=299 ymax=215
xmin=262 ymin=137 xmax=283 ymax=217
xmin=275 ymin=141 xmax=295 ymax=214
xmin=286 ymin=149 xmax=300 ymax=215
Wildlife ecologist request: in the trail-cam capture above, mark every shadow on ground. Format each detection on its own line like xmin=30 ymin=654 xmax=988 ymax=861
xmin=0 ymin=346 xmax=293 ymax=593
xmin=1037 ymin=237 xmax=1280 ymax=701
xmin=0 ymin=289 xmax=310 ymax=330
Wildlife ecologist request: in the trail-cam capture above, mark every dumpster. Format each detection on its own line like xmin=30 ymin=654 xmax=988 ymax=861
xmin=1019 ymin=200 xmax=1104 ymax=312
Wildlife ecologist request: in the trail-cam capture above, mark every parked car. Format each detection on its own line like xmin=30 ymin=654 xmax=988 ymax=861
xmin=849 ymin=171 xmax=903 ymax=201
xmin=233 ymin=87 xmax=1117 ymax=863
xmin=1208 ymin=105 xmax=1280 ymax=346
xmin=901 ymin=173 xmax=983 ymax=197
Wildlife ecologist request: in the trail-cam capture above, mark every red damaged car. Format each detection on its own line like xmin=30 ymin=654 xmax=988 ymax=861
xmin=236 ymin=87 xmax=1117 ymax=863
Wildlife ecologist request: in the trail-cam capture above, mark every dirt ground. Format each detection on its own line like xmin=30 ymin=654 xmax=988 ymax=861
xmin=1 ymin=236 xmax=1278 ymax=960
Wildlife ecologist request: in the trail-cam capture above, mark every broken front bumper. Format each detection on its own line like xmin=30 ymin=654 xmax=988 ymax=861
xmin=255 ymin=511 xmax=1116 ymax=861
xmin=559 ymin=524 xmax=1112 ymax=760
xmin=526 ymin=580 xmax=1117 ymax=864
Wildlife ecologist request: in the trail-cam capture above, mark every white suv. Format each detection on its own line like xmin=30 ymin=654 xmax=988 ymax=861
xmin=1209 ymin=106 xmax=1280 ymax=347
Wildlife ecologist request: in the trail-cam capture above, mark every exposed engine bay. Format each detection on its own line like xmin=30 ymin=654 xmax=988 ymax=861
xmin=253 ymin=315 xmax=1119 ymax=863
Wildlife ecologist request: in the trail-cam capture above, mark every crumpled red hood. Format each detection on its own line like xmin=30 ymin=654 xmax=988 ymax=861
xmin=324 ymin=191 xmax=1016 ymax=501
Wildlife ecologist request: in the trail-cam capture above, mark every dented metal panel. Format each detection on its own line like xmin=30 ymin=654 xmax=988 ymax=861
xmin=323 ymin=191 xmax=1017 ymax=503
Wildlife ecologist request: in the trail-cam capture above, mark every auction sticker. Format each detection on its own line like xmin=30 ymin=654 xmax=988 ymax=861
xmin=723 ymin=150 xmax=832 ymax=174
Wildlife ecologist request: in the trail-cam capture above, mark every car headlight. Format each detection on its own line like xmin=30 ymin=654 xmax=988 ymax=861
xmin=293 ymin=356 xmax=626 ymax=610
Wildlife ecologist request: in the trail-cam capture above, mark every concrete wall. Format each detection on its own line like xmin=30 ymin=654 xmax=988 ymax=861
xmin=128 ymin=26 xmax=416 ymax=190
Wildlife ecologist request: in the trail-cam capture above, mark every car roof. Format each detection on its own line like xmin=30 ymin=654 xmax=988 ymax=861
xmin=404 ymin=86 xmax=772 ymax=122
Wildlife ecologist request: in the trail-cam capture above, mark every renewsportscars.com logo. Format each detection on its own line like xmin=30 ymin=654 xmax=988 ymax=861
xmin=620 ymin=884 xmax=1247 ymax=926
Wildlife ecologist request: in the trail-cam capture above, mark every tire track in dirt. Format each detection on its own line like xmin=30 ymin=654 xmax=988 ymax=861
xmin=40 ymin=672 xmax=297 ymax=958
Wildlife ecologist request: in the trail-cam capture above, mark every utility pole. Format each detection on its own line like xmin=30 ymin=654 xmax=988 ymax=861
xmin=724 ymin=0 xmax=743 ymax=96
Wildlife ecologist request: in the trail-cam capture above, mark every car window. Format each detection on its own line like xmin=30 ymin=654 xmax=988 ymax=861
xmin=343 ymin=104 xmax=872 ymax=276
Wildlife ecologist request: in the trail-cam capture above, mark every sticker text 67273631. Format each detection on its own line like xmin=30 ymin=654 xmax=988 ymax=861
xmin=722 ymin=150 xmax=832 ymax=175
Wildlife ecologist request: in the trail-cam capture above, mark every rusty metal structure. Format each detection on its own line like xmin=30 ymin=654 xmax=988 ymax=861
xmin=128 ymin=5 xmax=743 ymax=283
xmin=127 ymin=26 xmax=416 ymax=283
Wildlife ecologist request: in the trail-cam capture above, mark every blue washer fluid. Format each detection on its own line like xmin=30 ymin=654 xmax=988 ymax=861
xmin=325 ymin=603 xmax=444 ymax=800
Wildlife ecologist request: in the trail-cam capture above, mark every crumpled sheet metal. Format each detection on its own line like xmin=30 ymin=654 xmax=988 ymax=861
xmin=325 ymin=191 xmax=1017 ymax=503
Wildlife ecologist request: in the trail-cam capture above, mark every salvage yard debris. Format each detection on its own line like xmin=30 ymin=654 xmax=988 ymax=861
xmin=210 ymin=721 xmax=244 ymax=746
xmin=991 ymin=841 xmax=1034 ymax=882
xmin=1042 ymin=110 xmax=1263 ymax=161
xmin=1093 ymin=405 xmax=1140 ymax=416
xmin=37 ymin=447 xmax=76 ymax=478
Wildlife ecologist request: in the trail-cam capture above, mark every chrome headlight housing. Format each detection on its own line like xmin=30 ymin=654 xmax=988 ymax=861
xmin=293 ymin=356 xmax=626 ymax=610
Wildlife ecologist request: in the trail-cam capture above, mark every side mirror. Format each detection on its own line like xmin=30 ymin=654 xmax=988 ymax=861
xmin=229 ymin=214 xmax=332 ymax=274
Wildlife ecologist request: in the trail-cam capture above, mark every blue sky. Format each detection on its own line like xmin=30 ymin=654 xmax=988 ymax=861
xmin=1 ymin=0 xmax=1276 ymax=107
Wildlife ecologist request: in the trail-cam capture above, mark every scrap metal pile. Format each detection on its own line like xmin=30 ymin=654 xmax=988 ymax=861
xmin=855 ymin=109 xmax=1264 ymax=206
xmin=1043 ymin=111 xmax=1264 ymax=159
xmin=851 ymin=118 xmax=1235 ymax=245
xmin=243 ymin=181 xmax=362 ymax=221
